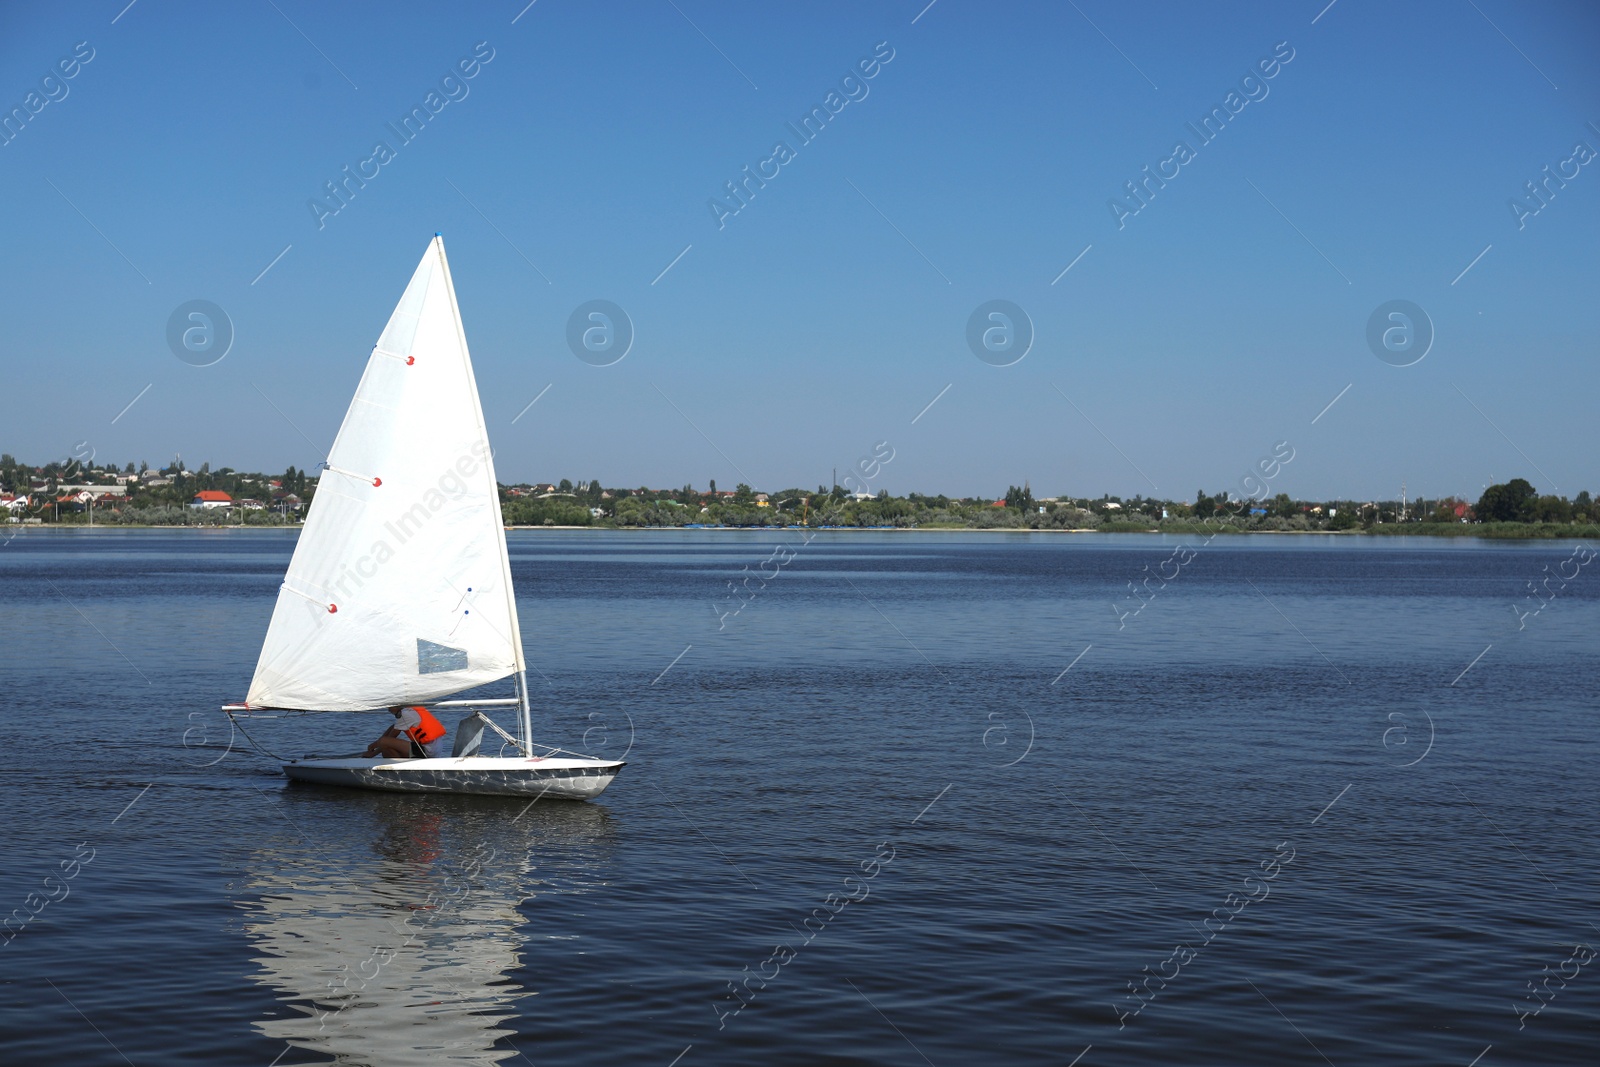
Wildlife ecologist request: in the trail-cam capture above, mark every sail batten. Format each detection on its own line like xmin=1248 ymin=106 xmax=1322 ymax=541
xmin=246 ymin=237 xmax=521 ymax=712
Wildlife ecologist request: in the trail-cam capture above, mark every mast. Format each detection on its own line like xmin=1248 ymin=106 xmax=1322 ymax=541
xmin=515 ymin=670 xmax=533 ymax=756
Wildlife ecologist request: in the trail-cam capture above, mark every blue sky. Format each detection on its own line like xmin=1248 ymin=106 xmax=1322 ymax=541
xmin=3 ymin=0 xmax=1596 ymax=501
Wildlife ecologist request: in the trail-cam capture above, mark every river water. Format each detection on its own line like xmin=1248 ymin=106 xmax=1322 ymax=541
xmin=1 ymin=529 xmax=1595 ymax=1065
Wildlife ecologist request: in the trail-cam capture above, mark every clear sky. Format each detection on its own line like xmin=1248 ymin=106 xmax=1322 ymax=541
xmin=3 ymin=0 xmax=1596 ymax=502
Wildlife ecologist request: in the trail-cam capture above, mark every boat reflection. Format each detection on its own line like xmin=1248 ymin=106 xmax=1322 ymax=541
xmin=239 ymin=787 xmax=616 ymax=1066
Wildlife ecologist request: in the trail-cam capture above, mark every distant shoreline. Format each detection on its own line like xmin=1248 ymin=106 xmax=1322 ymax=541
xmin=8 ymin=524 xmax=1594 ymax=541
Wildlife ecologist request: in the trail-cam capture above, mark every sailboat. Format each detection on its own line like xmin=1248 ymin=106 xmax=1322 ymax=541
xmin=226 ymin=235 xmax=622 ymax=799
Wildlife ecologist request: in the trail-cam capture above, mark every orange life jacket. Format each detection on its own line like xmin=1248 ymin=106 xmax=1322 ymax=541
xmin=404 ymin=706 xmax=446 ymax=745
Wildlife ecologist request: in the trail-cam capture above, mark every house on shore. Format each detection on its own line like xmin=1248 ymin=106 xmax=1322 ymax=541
xmin=59 ymin=484 xmax=127 ymax=498
xmin=191 ymin=490 xmax=233 ymax=510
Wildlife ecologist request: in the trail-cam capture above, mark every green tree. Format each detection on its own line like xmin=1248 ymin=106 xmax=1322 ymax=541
xmin=1475 ymin=479 xmax=1537 ymax=522
xmin=1328 ymin=508 xmax=1357 ymax=531
xmin=1529 ymin=495 xmax=1572 ymax=523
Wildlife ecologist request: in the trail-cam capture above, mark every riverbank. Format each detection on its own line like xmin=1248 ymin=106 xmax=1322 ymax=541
xmin=11 ymin=522 xmax=1597 ymax=540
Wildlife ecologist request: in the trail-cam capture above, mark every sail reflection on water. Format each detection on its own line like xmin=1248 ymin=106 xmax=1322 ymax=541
xmin=237 ymin=790 xmax=617 ymax=1066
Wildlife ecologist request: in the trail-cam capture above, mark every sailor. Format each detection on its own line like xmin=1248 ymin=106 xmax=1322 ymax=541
xmin=364 ymin=705 xmax=447 ymax=759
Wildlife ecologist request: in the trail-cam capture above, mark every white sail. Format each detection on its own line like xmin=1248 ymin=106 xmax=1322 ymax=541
xmin=247 ymin=236 xmax=524 ymax=711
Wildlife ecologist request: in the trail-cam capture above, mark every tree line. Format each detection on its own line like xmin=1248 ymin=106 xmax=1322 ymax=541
xmin=5 ymin=456 xmax=1595 ymax=536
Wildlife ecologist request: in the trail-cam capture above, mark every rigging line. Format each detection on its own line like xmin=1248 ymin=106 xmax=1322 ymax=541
xmin=475 ymin=712 xmax=522 ymax=751
xmin=251 ymin=383 xmax=328 ymax=462
xmin=226 ymin=711 xmax=290 ymax=761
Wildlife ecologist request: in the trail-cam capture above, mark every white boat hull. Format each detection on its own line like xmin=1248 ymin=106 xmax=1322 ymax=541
xmin=282 ymin=755 xmax=623 ymax=799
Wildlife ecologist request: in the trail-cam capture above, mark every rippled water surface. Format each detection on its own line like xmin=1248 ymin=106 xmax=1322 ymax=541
xmin=2 ymin=528 xmax=1597 ymax=1065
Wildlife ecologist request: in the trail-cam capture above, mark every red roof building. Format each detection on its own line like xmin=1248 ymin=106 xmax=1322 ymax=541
xmin=191 ymin=490 xmax=233 ymax=509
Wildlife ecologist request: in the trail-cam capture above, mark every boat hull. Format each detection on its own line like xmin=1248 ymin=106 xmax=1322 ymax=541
xmin=282 ymin=756 xmax=623 ymax=799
